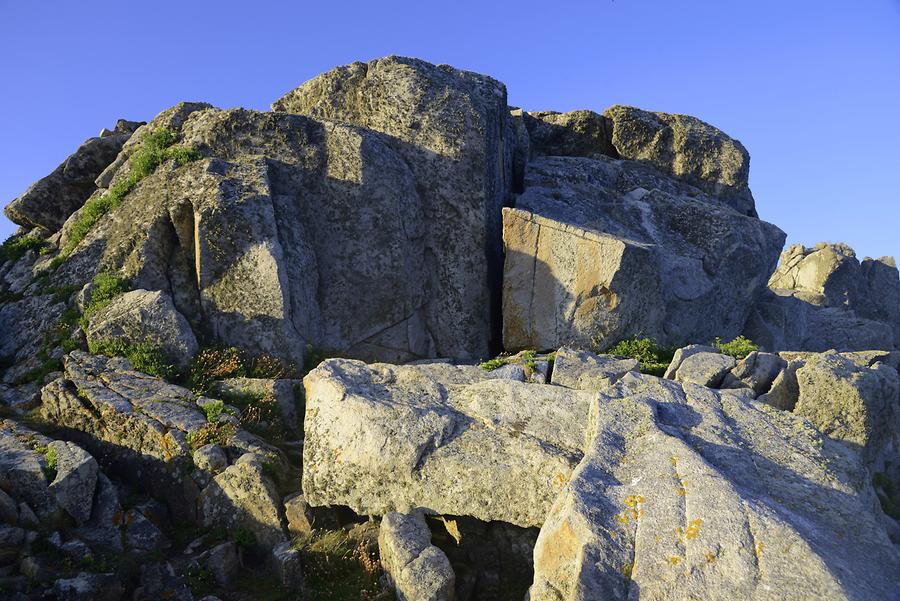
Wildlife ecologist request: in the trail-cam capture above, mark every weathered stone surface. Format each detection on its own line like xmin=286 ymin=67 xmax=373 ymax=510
xmin=663 ymin=344 xmax=718 ymax=380
xmin=485 ymin=362 xmax=526 ymax=382
xmin=530 ymin=372 xmax=900 ymax=600
xmin=379 ymin=511 xmax=454 ymax=601
xmin=136 ymin=562 xmax=192 ymax=601
xmin=0 ymin=294 xmax=65 ymax=371
xmin=54 ymin=572 xmax=123 ymax=601
xmin=671 ymin=351 xmax=736 ymax=388
xmin=199 ymin=453 xmax=287 ymax=548
xmin=271 ymin=541 xmax=304 ymax=592
xmin=794 ymin=351 xmax=899 ymax=470
xmin=203 ymin=541 xmax=240 ymax=588
xmin=0 ymin=420 xmax=57 ymax=520
xmin=274 ymin=55 xmax=515 ymax=359
xmin=86 ymin=289 xmax=198 ymax=369
xmin=550 ymin=347 xmax=639 ymax=390
xmin=722 ymin=351 xmax=786 ymax=396
xmin=523 ymin=109 xmax=617 ymax=160
xmin=40 ymin=352 xmax=284 ymax=512
xmin=74 ymin=473 xmax=122 ymax=552
xmin=505 ymin=156 xmax=784 ymax=351
xmin=47 ymin=441 xmax=97 ymax=526
xmin=303 ymin=359 xmax=594 ymax=527
xmin=603 ymin=105 xmax=755 ymax=216
xmin=757 ymin=359 xmax=803 ymax=411
xmin=747 ymin=244 xmax=899 ymax=351
xmin=502 ymin=207 xmax=662 ymax=351
xmin=4 ymin=122 xmax=140 ymax=232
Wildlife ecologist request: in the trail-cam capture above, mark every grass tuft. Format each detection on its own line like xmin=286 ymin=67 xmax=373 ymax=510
xmin=0 ymin=233 xmax=46 ymax=265
xmin=605 ymin=337 xmax=675 ymax=377
xmin=55 ymin=127 xmax=202 ymax=262
xmin=713 ymin=335 xmax=759 ymax=359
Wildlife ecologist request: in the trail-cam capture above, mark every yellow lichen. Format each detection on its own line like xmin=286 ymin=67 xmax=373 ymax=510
xmin=677 ymin=479 xmax=689 ymax=496
xmin=622 ymin=561 xmax=634 ymax=579
xmin=705 ymin=552 xmax=717 ymax=563
xmin=755 ymin=541 xmax=764 ymax=557
xmin=667 ymin=556 xmax=682 ymax=566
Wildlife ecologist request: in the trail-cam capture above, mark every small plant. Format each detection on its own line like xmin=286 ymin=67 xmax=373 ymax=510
xmin=248 ymin=353 xmax=293 ymax=379
xmin=56 ymin=128 xmax=201 ymax=261
xmin=293 ymin=529 xmax=385 ymax=600
xmin=0 ymin=233 xmax=46 ymax=265
xmin=88 ymin=339 xmax=177 ymax=380
xmin=874 ymin=472 xmax=900 ymax=520
xmin=606 ymin=337 xmax=674 ymax=377
xmin=713 ymin=335 xmax=759 ymax=359
xmin=218 ymin=388 xmax=286 ymax=442
xmin=79 ymin=270 xmax=130 ymax=328
xmin=186 ymin=421 xmax=236 ymax=450
xmin=188 ymin=347 xmax=247 ymax=393
xmin=202 ymin=399 xmax=226 ymax=423
xmin=43 ymin=445 xmax=58 ymax=482
xmin=479 ymin=357 xmax=508 ymax=371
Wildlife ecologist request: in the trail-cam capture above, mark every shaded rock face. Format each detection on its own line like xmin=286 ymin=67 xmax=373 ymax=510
xmin=4 ymin=120 xmax=142 ymax=232
xmin=273 ymin=55 xmax=516 ymax=359
xmin=746 ymin=243 xmax=900 ymax=351
xmin=503 ymin=155 xmax=785 ymax=351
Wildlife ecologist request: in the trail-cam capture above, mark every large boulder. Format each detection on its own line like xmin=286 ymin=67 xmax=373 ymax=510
xmin=745 ymin=244 xmax=899 ymax=351
xmin=793 ymin=351 xmax=899 ymax=470
xmin=302 ymin=358 xmax=594 ymax=527
xmin=503 ymin=155 xmax=785 ymax=351
xmin=603 ymin=105 xmax=755 ymax=216
xmin=40 ymin=98 xmax=487 ymax=366
xmin=273 ymin=55 xmax=515 ymax=359
xmin=85 ymin=289 xmax=198 ymax=370
xmin=4 ymin=120 xmax=142 ymax=232
xmin=531 ymin=371 xmax=900 ymax=600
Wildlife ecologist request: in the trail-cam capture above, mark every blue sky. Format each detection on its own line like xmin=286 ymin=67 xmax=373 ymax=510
xmin=2 ymin=0 xmax=899 ymax=262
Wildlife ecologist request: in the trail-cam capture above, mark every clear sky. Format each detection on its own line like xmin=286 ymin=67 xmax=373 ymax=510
xmin=2 ymin=0 xmax=898 ymax=262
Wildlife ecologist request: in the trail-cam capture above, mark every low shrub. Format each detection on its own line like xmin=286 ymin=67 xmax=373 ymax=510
xmin=186 ymin=421 xmax=236 ymax=450
xmin=57 ymin=128 xmax=201 ymax=261
xmin=606 ymin=337 xmax=675 ymax=377
xmin=79 ymin=270 xmax=130 ymax=328
xmin=88 ymin=339 xmax=177 ymax=380
xmin=713 ymin=335 xmax=759 ymax=359
xmin=0 ymin=233 xmax=45 ymax=265
xmin=188 ymin=347 xmax=246 ymax=393
xmin=292 ymin=529 xmax=384 ymax=600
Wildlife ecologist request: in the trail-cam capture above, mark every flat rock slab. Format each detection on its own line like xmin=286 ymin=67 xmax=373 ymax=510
xmin=530 ymin=372 xmax=900 ymax=600
xmin=302 ymin=359 xmax=597 ymax=527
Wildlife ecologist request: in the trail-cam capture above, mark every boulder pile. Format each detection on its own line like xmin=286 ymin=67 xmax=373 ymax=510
xmin=1 ymin=56 xmax=898 ymax=600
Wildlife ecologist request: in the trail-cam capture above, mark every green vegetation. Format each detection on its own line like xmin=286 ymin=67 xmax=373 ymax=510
xmin=606 ymin=337 xmax=675 ymax=376
xmin=43 ymin=445 xmax=58 ymax=482
xmin=55 ymin=128 xmax=201 ymax=262
xmin=186 ymin=421 xmax=237 ymax=450
xmin=87 ymin=339 xmax=177 ymax=380
xmin=292 ymin=529 xmax=384 ymax=600
xmin=188 ymin=346 xmax=296 ymax=393
xmin=713 ymin=335 xmax=759 ymax=359
xmin=202 ymin=399 xmax=226 ymax=423
xmin=479 ymin=356 xmax=509 ymax=371
xmin=0 ymin=233 xmax=46 ymax=265
xmin=79 ymin=270 xmax=130 ymax=328
xmin=188 ymin=347 xmax=247 ymax=393
xmin=218 ymin=388 xmax=286 ymax=442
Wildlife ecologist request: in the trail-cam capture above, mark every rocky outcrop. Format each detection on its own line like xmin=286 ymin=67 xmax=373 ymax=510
xmin=86 ymin=288 xmax=198 ymax=369
xmin=39 ymin=351 xmax=288 ymax=520
xmin=4 ymin=120 xmax=142 ymax=232
xmin=503 ymin=155 xmax=784 ymax=351
xmin=531 ymin=371 xmax=899 ymax=600
xmin=302 ymin=358 xmax=593 ymax=527
xmin=273 ymin=55 xmax=515 ymax=360
xmin=745 ymin=243 xmax=900 ymax=351
xmin=603 ymin=105 xmax=756 ymax=216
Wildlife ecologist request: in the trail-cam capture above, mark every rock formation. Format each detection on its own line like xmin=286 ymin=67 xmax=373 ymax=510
xmin=1 ymin=55 xmax=898 ymax=600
